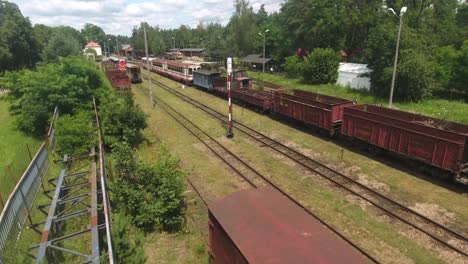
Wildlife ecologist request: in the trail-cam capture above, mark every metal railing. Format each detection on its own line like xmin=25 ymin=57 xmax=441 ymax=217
xmin=0 ymin=106 xmax=57 ymax=262
xmin=0 ymin=143 xmax=49 ymax=259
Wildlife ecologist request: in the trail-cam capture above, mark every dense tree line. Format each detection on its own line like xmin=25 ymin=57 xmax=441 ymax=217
xmin=132 ymin=0 xmax=467 ymax=101
xmin=0 ymin=1 xmax=126 ymax=72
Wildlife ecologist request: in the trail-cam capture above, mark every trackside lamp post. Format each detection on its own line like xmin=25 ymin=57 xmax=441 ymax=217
xmin=388 ymin=6 xmax=407 ymax=108
xmin=258 ymin=29 xmax=269 ymax=73
xmin=226 ymin=57 xmax=234 ymax=138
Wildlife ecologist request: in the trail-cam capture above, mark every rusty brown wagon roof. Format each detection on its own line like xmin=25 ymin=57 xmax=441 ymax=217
xmin=209 ymin=187 xmax=369 ymax=264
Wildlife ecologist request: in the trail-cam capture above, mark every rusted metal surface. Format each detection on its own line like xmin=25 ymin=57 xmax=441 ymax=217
xmin=231 ymin=89 xmax=273 ymax=112
xmin=102 ymin=61 xmax=131 ymax=90
xmin=273 ymin=90 xmax=353 ymax=135
xmin=93 ymin=97 xmax=115 ymax=263
xmin=209 ymin=188 xmax=369 ymax=264
xmin=341 ymin=104 xmax=468 ymax=176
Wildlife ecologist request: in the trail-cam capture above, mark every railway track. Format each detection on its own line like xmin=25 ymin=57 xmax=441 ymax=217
xmin=142 ymin=73 xmax=468 ymax=259
xmin=151 ymin=93 xmax=380 ymax=263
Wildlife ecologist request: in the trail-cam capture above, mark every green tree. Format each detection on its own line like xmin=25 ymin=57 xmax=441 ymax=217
xmin=42 ymin=27 xmax=82 ymax=61
xmin=301 ymin=48 xmax=340 ymax=84
xmin=55 ymin=112 xmax=97 ymax=156
xmin=282 ymin=54 xmax=302 ymax=77
xmin=1 ymin=57 xmax=109 ymax=136
xmin=111 ymin=213 xmax=147 ymax=264
xmin=226 ymin=0 xmax=258 ymax=56
xmin=81 ymin=23 xmax=106 ymax=44
xmin=110 ymin=144 xmax=186 ymax=231
xmin=0 ymin=0 xmax=40 ymax=72
xmin=99 ymin=93 xmax=147 ymax=148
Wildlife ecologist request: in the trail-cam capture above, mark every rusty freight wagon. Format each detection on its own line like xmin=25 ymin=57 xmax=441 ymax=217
xmin=208 ymin=187 xmax=370 ymax=264
xmin=102 ymin=61 xmax=131 ymax=90
xmin=273 ymin=90 xmax=354 ymax=135
xmin=341 ymin=104 xmax=468 ymax=183
xmin=231 ymin=89 xmax=273 ymax=112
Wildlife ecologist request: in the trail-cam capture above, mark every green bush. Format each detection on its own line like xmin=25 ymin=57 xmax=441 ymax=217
xmin=111 ymin=213 xmax=147 ymax=264
xmin=392 ymin=52 xmax=435 ymax=101
xmin=282 ymin=54 xmax=302 ymax=77
xmin=100 ymin=93 xmax=147 ymax=148
xmin=0 ymin=57 xmax=110 ymax=136
xmin=110 ymin=144 xmax=186 ymax=231
xmin=301 ymin=48 xmax=340 ymax=84
xmin=55 ymin=112 xmax=97 ymax=156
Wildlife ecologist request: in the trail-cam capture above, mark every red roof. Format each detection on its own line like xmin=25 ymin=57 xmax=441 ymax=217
xmin=209 ymin=187 xmax=369 ymax=263
xmin=85 ymin=42 xmax=101 ymax=48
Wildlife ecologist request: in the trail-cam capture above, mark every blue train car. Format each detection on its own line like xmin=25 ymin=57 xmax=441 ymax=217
xmin=193 ymin=70 xmax=221 ymax=90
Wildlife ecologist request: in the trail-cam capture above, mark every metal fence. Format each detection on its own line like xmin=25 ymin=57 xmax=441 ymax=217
xmin=0 ymin=143 xmax=49 ymax=260
xmin=0 ymin=106 xmax=58 ymax=263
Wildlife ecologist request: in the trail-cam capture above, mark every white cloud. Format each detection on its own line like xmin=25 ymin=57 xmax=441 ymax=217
xmin=10 ymin=0 xmax=284 ymax=36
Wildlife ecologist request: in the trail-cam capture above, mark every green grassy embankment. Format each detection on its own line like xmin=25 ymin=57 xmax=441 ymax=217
xmin=0 ymin=100 xmax=42 ymax=202
xmin=249 ymin=71 xmax=468 ymax=124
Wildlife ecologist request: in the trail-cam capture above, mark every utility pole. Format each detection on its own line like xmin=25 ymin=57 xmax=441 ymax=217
xmin=103 ymin=42 xmax=107 ymax=58
xmin=226 ymin=57 xmax=234 ymax=138
xmin=116 ymin=37 xmax=119 ymax=56
xmin=388 ymin=6 xmax=407 ymax=108
xmin=143 ymin=24 xmax=154 ymax=108
xmin=258 ymin=29 xmax=269 ymax=73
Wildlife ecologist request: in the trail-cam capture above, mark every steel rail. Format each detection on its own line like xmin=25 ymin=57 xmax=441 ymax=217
xmin=93 ymin=97 xmax=114 ymax=264
xmin=145 ymin=73 xmax=468 ymax=259
xmin=187 ymin=178 xmax=208 ymax=206
xmin=155 ymin=96 xmax=260 ymax=188
xmin=150 ymin=92 xmax=380 ymax=264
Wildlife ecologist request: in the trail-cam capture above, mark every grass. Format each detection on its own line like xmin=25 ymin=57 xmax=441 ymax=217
xmin=0 ymin=100 xmax=41 ymax=207
xmin=134 ymin=72 xmax=467 ymax=263
xmin=248 ymin=71 xmax=468 ymax=124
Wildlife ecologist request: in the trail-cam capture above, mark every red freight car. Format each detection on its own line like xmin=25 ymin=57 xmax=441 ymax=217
xmin=341 ymin=104 xmax=468 ymax=183
xmin=231 ymin=89 xmax=273 ymax=112
xmin=208 ymin=187 xmax=370 ymax=264
xmin=273 ymin=90 xmax=353 ymax=135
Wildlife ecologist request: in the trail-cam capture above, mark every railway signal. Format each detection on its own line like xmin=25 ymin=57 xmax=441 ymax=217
xmin=226 ymin=57 xmax=234 ymax=138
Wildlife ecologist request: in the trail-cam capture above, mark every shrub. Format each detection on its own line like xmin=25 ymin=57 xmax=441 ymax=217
xmin=55 ymin=112 xmax=97 ymax=156
xmin=111 ymin=213 xmax=147 ymax=264
xmin=110 ymin=144 xmax=186 ymax=232
xmin=301 ymin=48 xmax=340 ymax=84
xmin=0 ymin=57 xmax=109 ymax=136
xmin=100 ymin=93 xmax=147 ymax=148
xmin=282 ymin=54 xmax=302 ymax=77
xmin=392 ymin=52 xmax=435 ymax=101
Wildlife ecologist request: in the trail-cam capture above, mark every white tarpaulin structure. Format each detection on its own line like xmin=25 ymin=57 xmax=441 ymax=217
xmin=336 ymin=63 xmax=372 ymax=91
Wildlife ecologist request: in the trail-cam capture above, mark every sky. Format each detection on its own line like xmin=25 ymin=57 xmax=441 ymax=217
xmin=10 ymin=0 xmax=284 ymax=36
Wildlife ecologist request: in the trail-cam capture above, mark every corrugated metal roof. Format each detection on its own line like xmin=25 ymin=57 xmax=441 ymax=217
xmin=209 ymin=187 xmax=368 ymax=264
xmin=240 ymin=54 xmax=272 ymax=64
xmin=180 ymin=48 xmax=205 ymax=52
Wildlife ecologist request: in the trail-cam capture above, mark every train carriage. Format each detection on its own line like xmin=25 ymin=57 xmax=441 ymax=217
xmin=341 ymin=104 xmax=468 ymax=183
xmin=209 ymin=187 xmax=369 ymax=264
xmin=273 ymin=90 xmax=353 ymax=135
xmin=193 ymin=70 xmax=221 ymax=90
xmin=150 ymin=58 xmax=200 ymax=85
xmin=126 ymin=63 xmax=142 ymax=83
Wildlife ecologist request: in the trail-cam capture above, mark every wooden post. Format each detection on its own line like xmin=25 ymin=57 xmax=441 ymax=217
xmin=0 ymin=192 xmax=4 ymax=210
xmin=7 ymin=165 xmax=33 ymax=226
xmin=340 ymin=148 xmax=344 ymax=161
